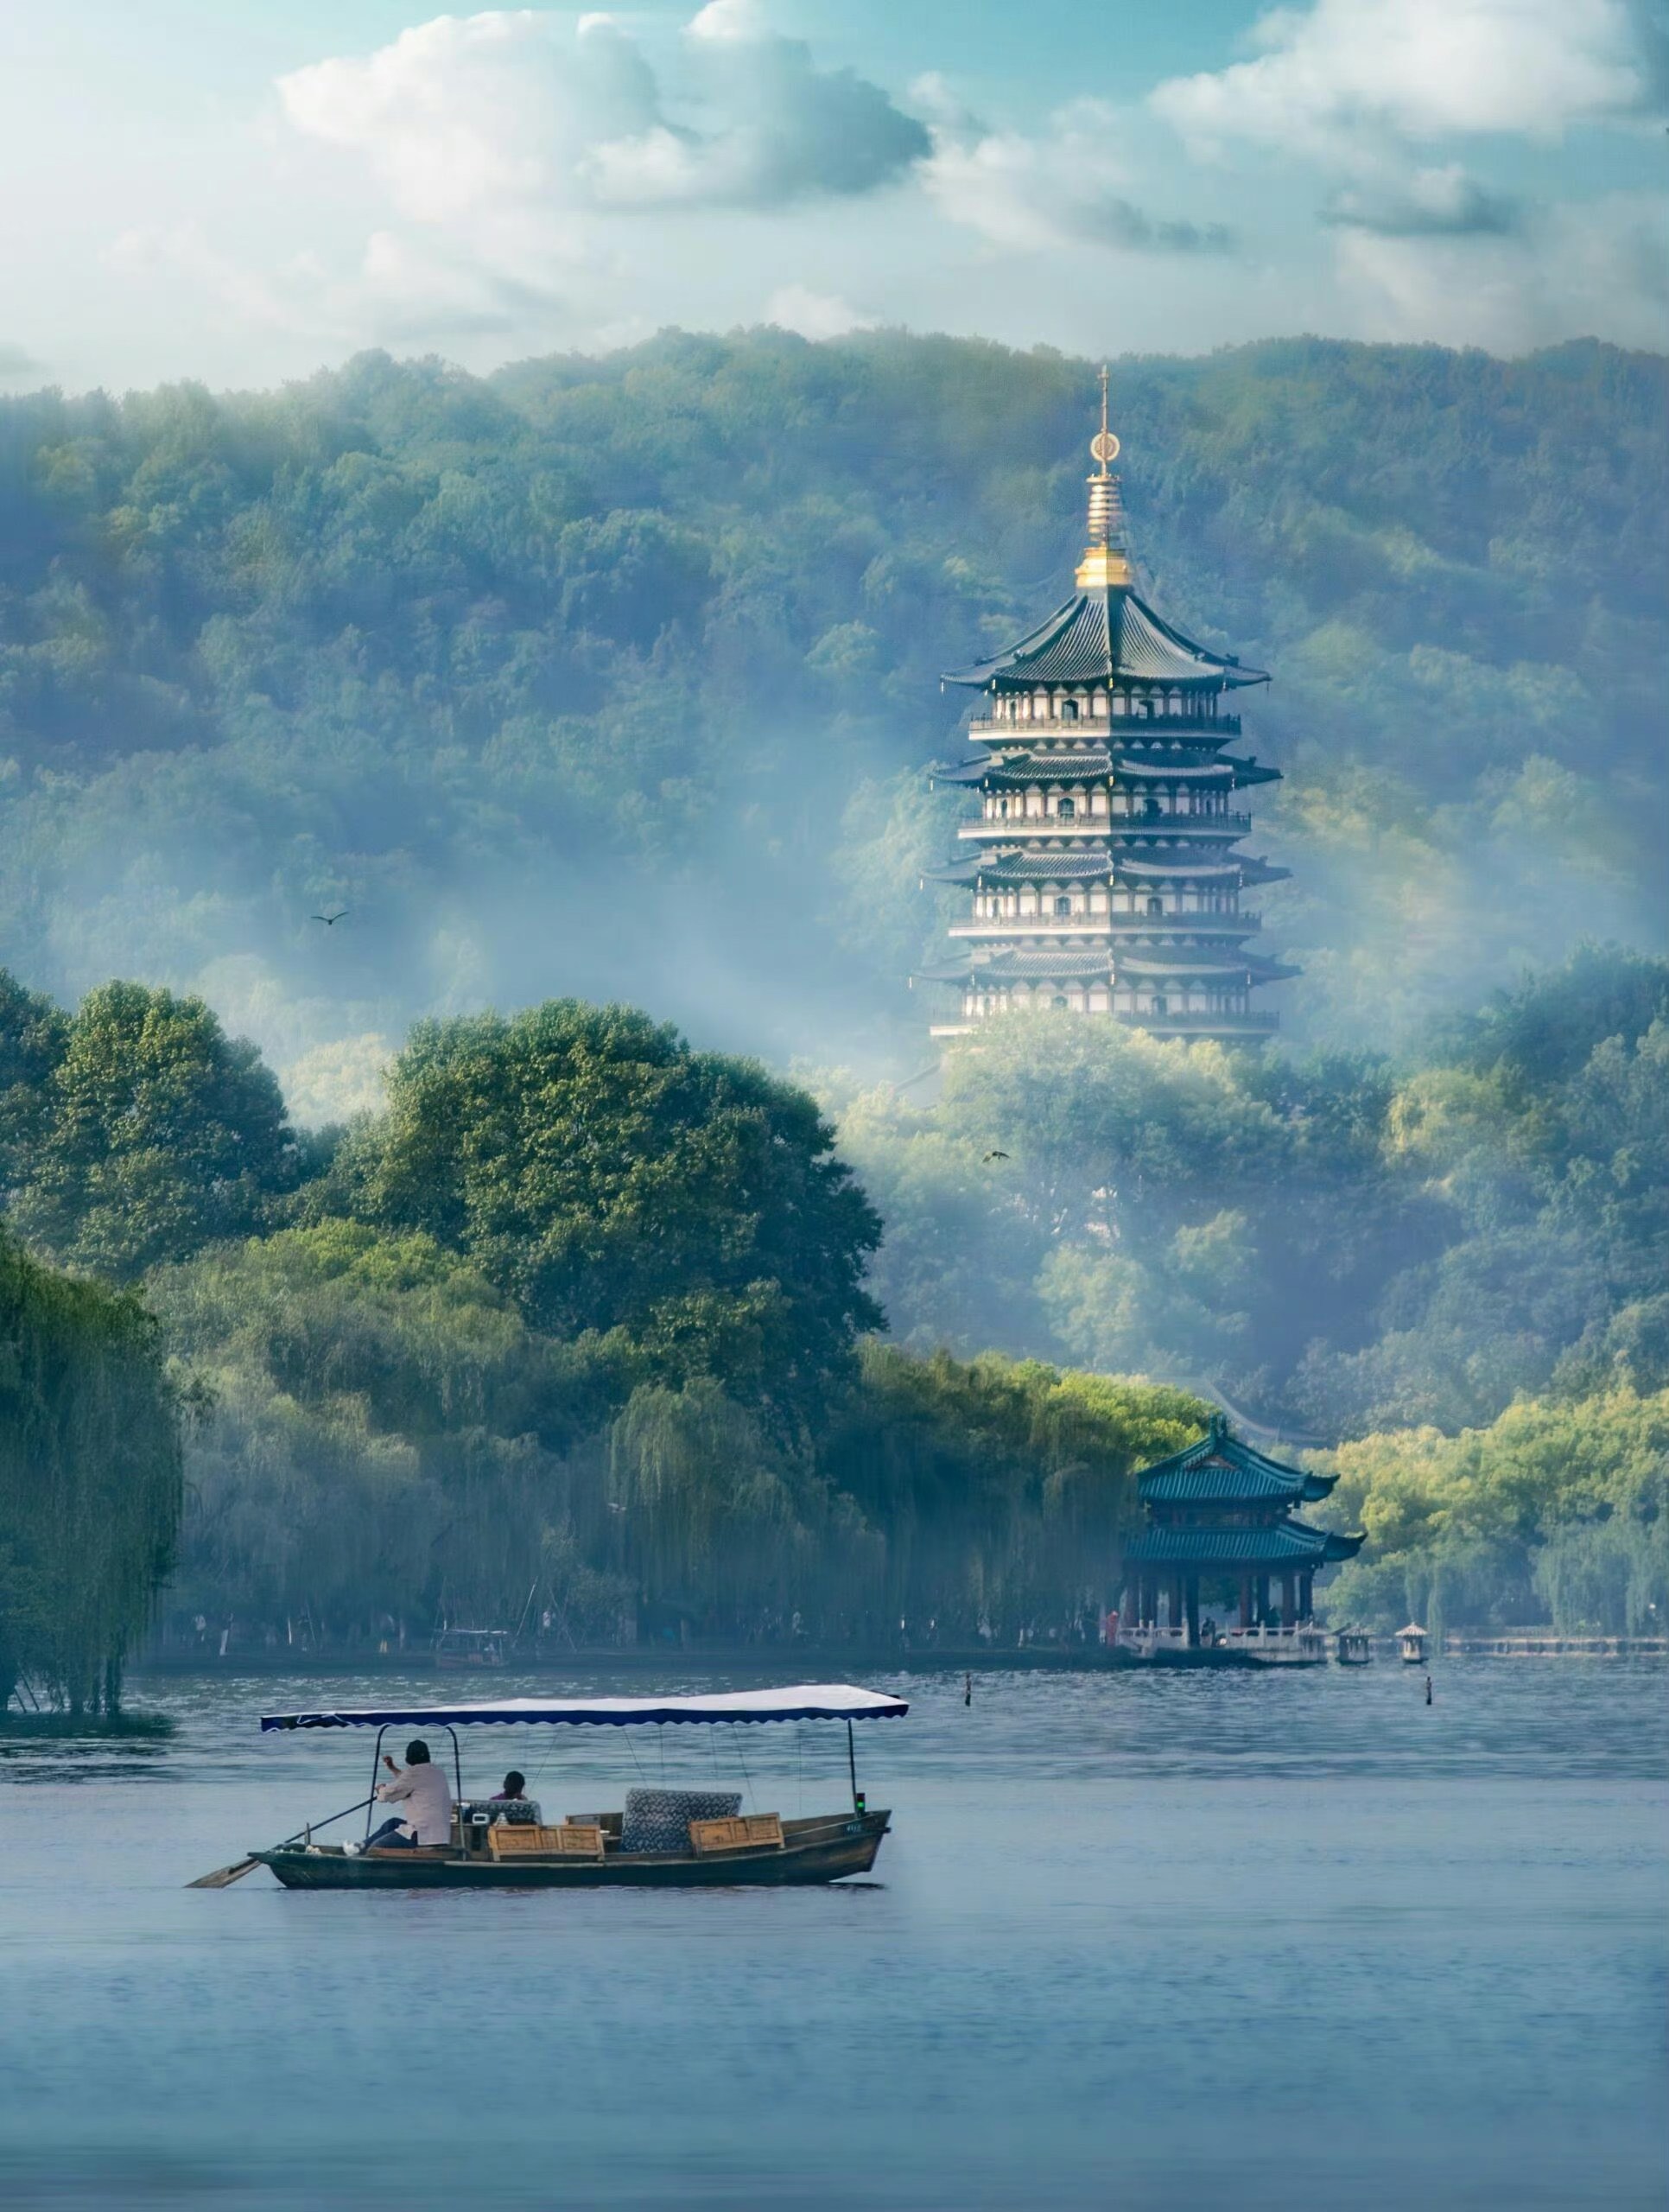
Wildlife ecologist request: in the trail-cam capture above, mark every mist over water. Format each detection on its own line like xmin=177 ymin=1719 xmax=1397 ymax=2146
xmin=2 ymin=1659 xmax=1663 ymax=2210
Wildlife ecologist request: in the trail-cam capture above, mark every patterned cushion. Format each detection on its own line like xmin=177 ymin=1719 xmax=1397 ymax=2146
xmin=619 ymin=1788 xmax=742 ymax=1854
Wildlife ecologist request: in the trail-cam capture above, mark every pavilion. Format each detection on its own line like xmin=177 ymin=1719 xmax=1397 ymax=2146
xmin=1120 ymin=1415 xmax=1364 ymax=1645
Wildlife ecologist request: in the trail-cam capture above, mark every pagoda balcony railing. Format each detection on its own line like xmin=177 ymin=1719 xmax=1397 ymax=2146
xmin=968 ymin=712 xmax=1242 ymax=740
xmin=949 ymin=912 xmax=1261 ymax=939
xmin=957 ymin=812 xmax=1252 ymax=840
xmin=1119 ymin=1008 xmax=1279 ymax=1034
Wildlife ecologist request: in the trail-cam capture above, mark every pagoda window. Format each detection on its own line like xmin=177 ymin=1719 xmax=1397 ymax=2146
xmin=1060 ymin=698 xmax=1078 ymax=723
xmin=1152 ymin=996 xmax=1170 ymax=1017
xmin=1090 ymin=790 xmax=1107 ymax=816
xmin=1054 ymin=895 xmax=1073 ymax=918
xmin=1146 ymin=896 xmax=1164 ymax=917
xmin=1112 ymin=692 xmax=1127 ymax=717
xmin=1057 ymin=796 xmax=1076 ymax=820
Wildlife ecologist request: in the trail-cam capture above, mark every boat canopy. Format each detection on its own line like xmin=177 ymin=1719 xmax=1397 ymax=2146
xmin=260 ymin=1683 xmax=909 ymax=1732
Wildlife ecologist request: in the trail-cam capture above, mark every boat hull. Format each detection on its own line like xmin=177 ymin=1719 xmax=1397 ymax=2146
xmin=254 ymin=1810 xmax=889 ymax=1890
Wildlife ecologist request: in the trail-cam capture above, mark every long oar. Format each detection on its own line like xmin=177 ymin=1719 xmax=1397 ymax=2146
xmin=187 ymin=1794 xmax=375 ymax=1888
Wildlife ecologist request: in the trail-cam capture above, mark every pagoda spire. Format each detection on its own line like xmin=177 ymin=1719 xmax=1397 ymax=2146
xmin=1076 ymin=365 xmax=1132 ymax=591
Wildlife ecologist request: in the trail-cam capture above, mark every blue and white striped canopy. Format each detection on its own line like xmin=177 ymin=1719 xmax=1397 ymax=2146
xmin=261 ymin=1683 xmax=908 ymax=1732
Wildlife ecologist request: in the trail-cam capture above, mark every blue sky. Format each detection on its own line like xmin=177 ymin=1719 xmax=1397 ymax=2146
xmin=3 ymin=0 xmax=1665 ymax=391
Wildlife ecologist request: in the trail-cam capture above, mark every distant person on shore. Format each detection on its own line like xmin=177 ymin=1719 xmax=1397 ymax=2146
xmin=363 ymin=1741 xmax=451 ymax=1849
xmin=492 ymin=1770 xmax=527 ymax=1802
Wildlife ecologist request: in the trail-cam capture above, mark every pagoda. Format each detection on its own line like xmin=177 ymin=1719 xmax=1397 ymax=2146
xmin=919 ymin=372 xmax=1298 ymax=1040
xmin=1120 ymin=1415 xmax=1363 ymax=1647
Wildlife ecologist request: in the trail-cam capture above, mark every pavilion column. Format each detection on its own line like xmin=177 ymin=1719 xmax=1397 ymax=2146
xmin=1298 ymin=1570 xmax=1314 ymax=1622
xmin=1184 ymin=1575 xmax=1199 ymax=1649
xmin=1254 ymin=1574 xmax=1269 ymax=1625
xmin=1171 ymin=1574 xmax=1184 ymax=1631
xmin=1238 ymin=1575 xmax=1253 ymax=1630
xmin=1280 ymin=1573 xmax=1296 ymax=1627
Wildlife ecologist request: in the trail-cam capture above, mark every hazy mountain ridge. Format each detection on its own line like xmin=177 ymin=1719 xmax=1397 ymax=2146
xmin=0 ymin=327 xmax=1661 ymax=1108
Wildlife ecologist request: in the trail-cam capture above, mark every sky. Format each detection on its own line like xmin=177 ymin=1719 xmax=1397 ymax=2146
xmin=1 ymin=0 xmax=1666 ymax=393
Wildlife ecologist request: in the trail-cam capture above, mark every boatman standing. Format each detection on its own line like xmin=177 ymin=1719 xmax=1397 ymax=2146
xmin=362 ymin=1740 xmax=452 ymax=1850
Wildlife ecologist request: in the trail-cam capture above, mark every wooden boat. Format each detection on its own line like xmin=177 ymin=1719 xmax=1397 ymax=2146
xmin=232 ymin=1684 xmax=905 ymax=1892
xmin=257 ymin=1808 xmax=891 ymax=1890
xmin=434 ymin=1627 xmax=508 ymax=1670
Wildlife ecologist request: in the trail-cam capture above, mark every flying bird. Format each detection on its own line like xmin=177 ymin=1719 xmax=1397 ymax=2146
xmin=312 ymin=909 xmax=348 ymax=926
xmin=983 ymin=1150 xmax=1011 ymax=1164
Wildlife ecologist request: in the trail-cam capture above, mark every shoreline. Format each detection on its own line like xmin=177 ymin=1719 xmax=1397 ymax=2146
xmin=128 ymin=1634 xmax=1669 ymax=1676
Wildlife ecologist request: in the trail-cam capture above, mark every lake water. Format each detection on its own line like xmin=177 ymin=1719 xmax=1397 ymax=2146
xmin=1 ymin=1659 xmax=1665 ymax=2210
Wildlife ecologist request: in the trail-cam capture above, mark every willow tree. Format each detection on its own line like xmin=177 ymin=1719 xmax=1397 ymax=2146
xmin=0 ymin=1230 xmax=181 ymax=1714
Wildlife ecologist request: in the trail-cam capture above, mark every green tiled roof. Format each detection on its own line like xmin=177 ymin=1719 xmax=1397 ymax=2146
xmin=1136 ymin=1419 xmax=1336 ymax=1504
xmin=1123 ymin=1521 xmax=1365 ymax=1567
xmin=944 ymin=588 xmax=1268 ymax=691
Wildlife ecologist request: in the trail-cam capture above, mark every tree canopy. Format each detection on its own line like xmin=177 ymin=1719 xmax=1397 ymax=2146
xmin=10 ymin=981 xmax=300 ymax=1281
xmin=322 ymin=1000 xmax=883 ymax=1434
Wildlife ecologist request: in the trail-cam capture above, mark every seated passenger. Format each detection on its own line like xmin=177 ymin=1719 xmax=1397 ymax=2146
xmin=491 ymin=1770 xmax=528 ymax=1803
xmin=364 ymin=1740 xmax=452 ymax=1849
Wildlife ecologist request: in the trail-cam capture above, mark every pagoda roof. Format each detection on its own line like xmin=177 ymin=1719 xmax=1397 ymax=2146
xmin=1137 ymin=1421 xmax=1336 ymax=1505
xmin=1122 ymin=1521 xmax=1365 ymax=1567
xmin=944 ymin=588 xmax=1269 ymax=692
xmin=926 ymin=850 xmax=1116 ymax=886
xmin=940 ymin=751 xmax=1279 ymax=793
xmin=917 ymin=947 xmax=1117 ymax=983
xmin=1119 ymin=952 xmax=1299 ymax=982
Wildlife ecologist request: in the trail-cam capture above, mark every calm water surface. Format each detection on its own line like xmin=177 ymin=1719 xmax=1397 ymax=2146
xmin=1 ymin=1659 xmax=1665 ymax=2209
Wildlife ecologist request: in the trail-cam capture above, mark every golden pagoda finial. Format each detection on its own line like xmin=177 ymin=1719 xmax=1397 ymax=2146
xmin=1077 ymin=362 xmax=1131 ymax=590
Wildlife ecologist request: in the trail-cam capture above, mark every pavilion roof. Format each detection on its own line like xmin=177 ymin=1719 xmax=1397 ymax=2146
xmin=944 ymin=587 xmax=1268 ymax=692
xmin=1122 ymin=1521 xmax=1364 ymax=1567
xmin=1136 ymin=1419 xmax=1336 ymax=1504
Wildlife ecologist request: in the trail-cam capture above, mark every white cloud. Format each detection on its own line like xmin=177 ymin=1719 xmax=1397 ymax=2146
xmin=1333 ymin=190 xmax=1669 ymax=349
xmin=1152 ymin=0 xmax=1662 ymax=157
xmin=1322 ymin=165 xmax=1523 ymax=238
xmin=278 ymin=8 xmax=928 ymax=220
xmin=915 ymin=79 xmax=1234 ymax=257
xmin=764 ymin=284 xmax=876 ymax=340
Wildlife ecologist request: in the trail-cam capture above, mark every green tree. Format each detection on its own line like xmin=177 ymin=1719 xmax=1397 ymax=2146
xmin=0 ymin=969 xmax=68 ymax=1194
xmin=0 ymin=1229 xmax=181 ymax=1713
xmin=327 ymin=1000 xmax=884 ymax=1434
xmin=13 ymin=982 xmax=300 ymax=1281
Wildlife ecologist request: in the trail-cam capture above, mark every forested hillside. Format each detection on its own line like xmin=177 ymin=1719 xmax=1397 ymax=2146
xmin=1 ymin=329 xmax=1665 ymax=1654
xmin=0 ymin=331 xmax=1662 ymax=1108
xmin=1 ymin=954 xmax=1666 ymax=1646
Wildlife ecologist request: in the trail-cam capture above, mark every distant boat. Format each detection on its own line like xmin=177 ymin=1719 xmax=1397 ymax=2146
xmin=1336 ymin=1630 xmax=1373 ymax=1665
xmin=434 ymin=1628 xmax=508 ymax=1670
xmin=1398 ymin=1624 xmax=1429 ymax=1664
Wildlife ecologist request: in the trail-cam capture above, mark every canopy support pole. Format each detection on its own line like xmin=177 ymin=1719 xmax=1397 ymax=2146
xmin=444 ymin=1725 xmax=463 ymax=1817
xmin=846 ymin=1718 xmax=859 ymax=1813
xmin=366 ymin=1725 xmax=389 ymax=1840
